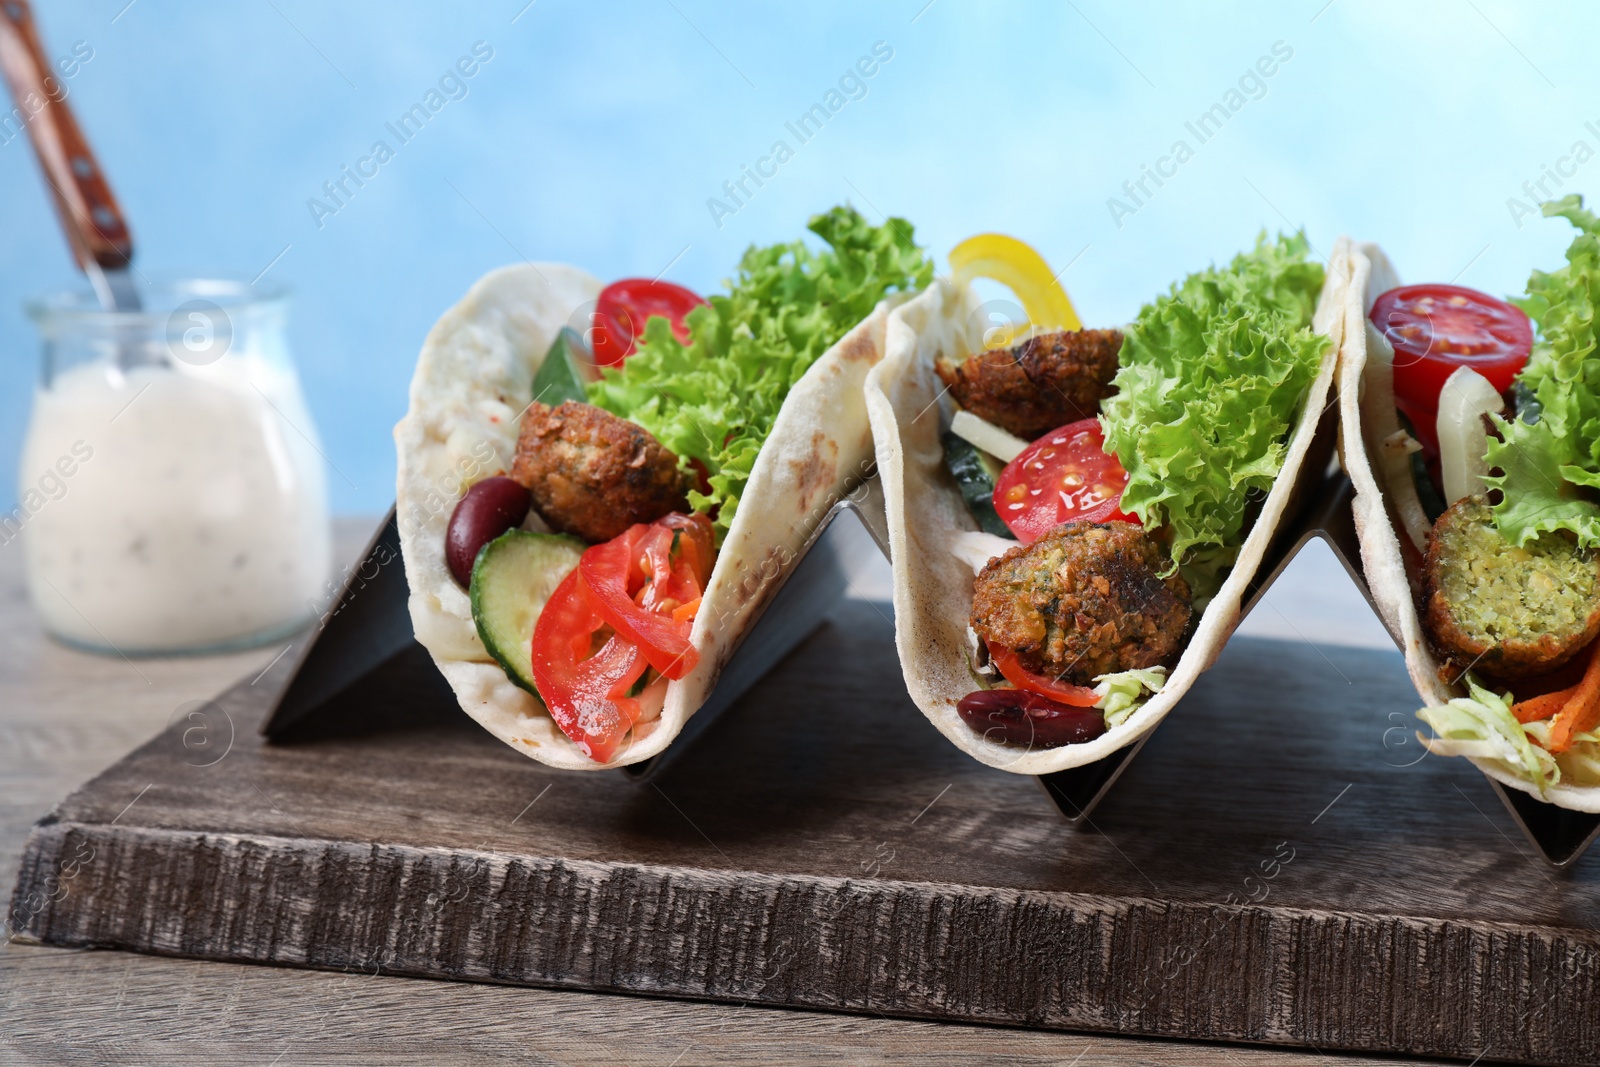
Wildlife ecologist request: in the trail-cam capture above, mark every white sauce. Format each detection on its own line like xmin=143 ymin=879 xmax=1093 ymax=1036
xmin=17 ymin=355 xmax=330 ymax=653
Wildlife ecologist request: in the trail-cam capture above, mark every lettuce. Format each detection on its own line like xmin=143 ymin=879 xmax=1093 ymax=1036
xmin=586 ymin=206 xmax=932 ymax=541
xmin=1100 ymin=233 xmax=1329 ymax=598
xmin=1486 ymin=195 xmax=1600 ymax=547
xmin=1416 ymin=675 xmax=1558 ymax=795
xmin=1094 ymin=666 xmax=1167 ymax=728
xmin=1533 ymin=722 xmax=1600 ymax=788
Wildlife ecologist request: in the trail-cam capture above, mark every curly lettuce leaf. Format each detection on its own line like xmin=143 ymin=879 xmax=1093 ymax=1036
xmin=1416 ymin=675 xmax=1558 ymax=795
xmin=1485 ymin=409 xmax=1600 ymax=545
xmin=1486 ymin=195 xmax=1600 ymax=547
xmin=586 ymin=206 xmax=932 ymax=541
xmin=1100 ymin=233 xmax=1328 ymax=597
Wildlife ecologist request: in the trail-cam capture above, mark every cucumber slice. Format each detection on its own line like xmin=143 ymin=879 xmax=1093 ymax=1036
xmin=470 ymin=530 xmax=585 ymax=695
xmin=530 ymin=327 xmax=593 ymax=407
xmin=976 ymin=447 xmax=1004 ymax=485
xmin=942 ymin=431 xmax=1015 ymax=540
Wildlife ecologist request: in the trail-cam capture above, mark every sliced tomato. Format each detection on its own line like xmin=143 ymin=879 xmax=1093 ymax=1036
xmin=1369 ymin=284 xmax=1531 ymax=451
xmin=988 ymin=645 xmax=1100 ymax=707
xmin=993 ymin=417 xmax=1134 ymax=543
xmin=529 ymin=513 xmax=714 ymax=762
xmin=661 ymin=511 xmax=715 ymax=587
xmin=579 ymin=512 xmax=714 ymax=680
xmin=529 ymin=568 xmax=650 ymax=763
xmin=592 ymin=278 xmax=707 ymax=367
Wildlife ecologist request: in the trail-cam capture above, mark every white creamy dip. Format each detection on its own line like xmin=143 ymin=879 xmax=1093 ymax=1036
xmin=18 ymin=354 xmax=331 ymax=653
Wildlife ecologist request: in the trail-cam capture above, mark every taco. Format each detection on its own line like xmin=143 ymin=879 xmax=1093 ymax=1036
xmin=865 ymin=231 xmax=1346 ymax=773
xmin=1340 ymin=196 xmax=1600 ymax=811
xmin=395 ymin=207 xmax=932 ymax=769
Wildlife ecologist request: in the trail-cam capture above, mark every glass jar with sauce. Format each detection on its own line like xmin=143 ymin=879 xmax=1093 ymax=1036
xmin=13 ymin=279 xmax=332 ymax=655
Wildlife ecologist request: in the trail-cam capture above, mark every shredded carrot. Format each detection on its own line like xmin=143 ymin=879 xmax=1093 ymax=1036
xmin=671 ymin=597 xmax=701 ymax=625
xmin=1548 ymin=643 xmax=1600 ymax=753
xmin=1512 ymin=683 xmax=1582 ymax=725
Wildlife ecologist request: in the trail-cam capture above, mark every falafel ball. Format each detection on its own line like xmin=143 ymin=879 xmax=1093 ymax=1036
xmin=936 ymin=328 xmax=1122 ymax=441
xmin=1422 ymin=495 xmax=1600 ymax=682
xmin=971 ymin=521 xmax=1191 ymax=686
xmin=510 ymin=400 xmax=691 ymax=543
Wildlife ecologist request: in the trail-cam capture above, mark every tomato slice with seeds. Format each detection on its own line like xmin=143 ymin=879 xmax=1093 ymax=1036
xmin=993 ymin=417 xmax=1134 ymax=543
xmin=578 ymin=512 xmax=714 ymax=680
xmin=529 ymin=568 xmax=650 ymax=763
xmin=592 ymin=279 xmax=708 ymax=367
xmin=531 ymin=513 xmax=716 ymax=763
xmin=1369 ymin=284 xmax=1531 ymax=455
xmin=987 ymin=646 xmax=1100 ymax=707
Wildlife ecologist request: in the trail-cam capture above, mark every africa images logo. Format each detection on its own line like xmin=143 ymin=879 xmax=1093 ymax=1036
xmin=1106 ymin=40 xmax=1295 ymax=229
xmin=706 ymin=41 xmax=895 ymax=229
xmin=305 ymin=41 xmax=495 ymax=229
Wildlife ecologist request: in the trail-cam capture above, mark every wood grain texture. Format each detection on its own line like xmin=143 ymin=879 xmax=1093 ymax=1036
xmin=2 ymin=517 xmax=1422 ymax=1067
xmin=10 ymin=556 xmax=1600 ymax=1065
xmin=3 ymin=945 xmax=1463 ymax=1067
xmin=0 ymin=518 xmax=1555 ymax=1066
xmin=0 ymin=515 xmax=1529 ymax=1062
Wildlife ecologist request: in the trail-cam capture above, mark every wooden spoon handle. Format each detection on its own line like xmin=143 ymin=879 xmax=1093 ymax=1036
xmin=0 ymin=0 xmax=132 ymax=270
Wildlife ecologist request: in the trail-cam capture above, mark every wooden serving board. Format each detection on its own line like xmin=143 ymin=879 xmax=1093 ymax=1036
xmin=10 ymin=600 xmax=1600 ymax=1065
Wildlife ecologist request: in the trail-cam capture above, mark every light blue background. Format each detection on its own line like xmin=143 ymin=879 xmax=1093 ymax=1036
xmin=2 ymin=0 xmax=1594 ymax=514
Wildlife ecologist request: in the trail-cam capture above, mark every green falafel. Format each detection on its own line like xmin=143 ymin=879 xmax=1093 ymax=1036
xmin=1423 ymin=496 xmax=1600 ymax=681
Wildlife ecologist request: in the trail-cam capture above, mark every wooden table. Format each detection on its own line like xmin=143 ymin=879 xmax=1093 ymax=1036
xmin=1 ymin=519 xmax=1450 ymax=1066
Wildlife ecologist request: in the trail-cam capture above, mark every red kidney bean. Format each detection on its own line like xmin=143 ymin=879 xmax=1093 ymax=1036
xmin=446 ymin=476 xmax=532 ymax=586
xmin=956 ymin=688 xmax=1106 ymax=748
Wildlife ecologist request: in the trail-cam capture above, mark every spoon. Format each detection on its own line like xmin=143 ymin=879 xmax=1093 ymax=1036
xmin=0 ymin=0 xmax=141 ymax=319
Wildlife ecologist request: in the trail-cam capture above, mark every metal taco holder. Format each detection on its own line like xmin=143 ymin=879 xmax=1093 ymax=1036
xmin=259 ymin=477 xmax=892 ymax=780
xmin=1035 ymin=396 xmax=1350 ymax=827
xmin=1030 ymin=395 xmax=1600 ymax=867
xmin=1337 ymin=548 xmax=1600 ymax=866
xmin=1308 ymin=496 xmax=1600 ymax=869
xmin=261 ymin=401 xmax=1599 ymax=864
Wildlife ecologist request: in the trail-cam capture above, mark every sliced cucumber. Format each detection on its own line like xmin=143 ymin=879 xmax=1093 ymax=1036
xmin=470 ymin=530 xmax=585 ymax=695
xmin=942 ymin=430 xmax=1014 ymax=540
xmin=530 ymin=327 xmax=593 ymax=407
xmin=976 ymin=447 xmax=1004 ymax=484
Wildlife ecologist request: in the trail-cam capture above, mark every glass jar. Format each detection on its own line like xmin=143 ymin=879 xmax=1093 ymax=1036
xmin=13 ymin=278 xmax=332 ymax=655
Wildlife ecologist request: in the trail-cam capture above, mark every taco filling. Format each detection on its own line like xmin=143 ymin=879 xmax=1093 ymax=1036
xmin=937 ymin=233 xmax=1330 ymax=750
xmin=435 ymin=206 xmax=931 ymax=763
xmin=1370 ymin=197 xmax=1600 ymax=795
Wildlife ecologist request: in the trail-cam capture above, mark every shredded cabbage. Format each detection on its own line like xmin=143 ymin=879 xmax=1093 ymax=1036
xmin=1526 ymin=721 xmax=1600 ymax=789
xmin=1415 ymin=676 xmax=1558 ymax=795
xmin=1095 ymin=666 xmax=1168 ymax=728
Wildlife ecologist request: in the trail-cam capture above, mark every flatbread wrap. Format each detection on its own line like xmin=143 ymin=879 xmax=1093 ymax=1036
xmin=395 ymin=207 xmax=932 ymax=769
xmin=865 ymin=232 xmax=1346 ymax=773
xmin=1339 ymin=196 xmax=1600 ymax=811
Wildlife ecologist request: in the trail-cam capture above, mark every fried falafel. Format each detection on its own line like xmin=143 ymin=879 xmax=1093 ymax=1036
xmin=971 ymin=520 xmax=1191 ymax=686
xmin=511 ymin=400 xmax=691 ymax=543
xmin=936 ymin=328 xmax=1122 ymax=441
xmin=1422 ymin=495 xmax=1600 ymax=682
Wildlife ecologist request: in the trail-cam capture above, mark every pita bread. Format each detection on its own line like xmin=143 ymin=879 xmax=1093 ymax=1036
xmin=865 ymin=247 xmax=1347 ymax=774
xmin=1337 ymin=243 xmax=1600 ymax=811
xmin=395 ymin=263 xmax=896 ymax=769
